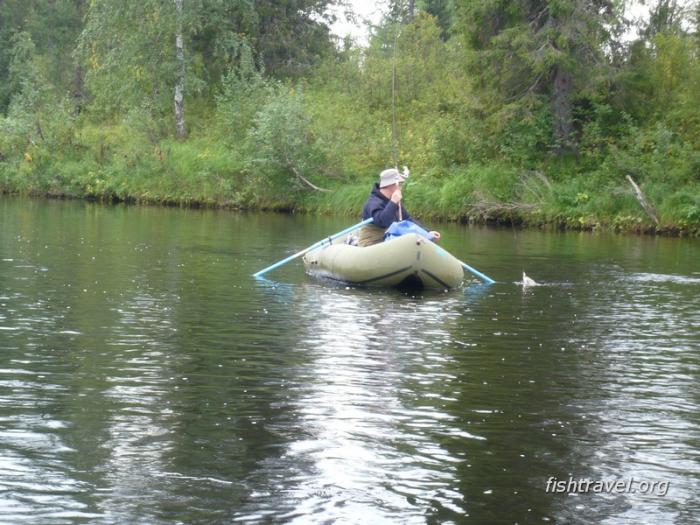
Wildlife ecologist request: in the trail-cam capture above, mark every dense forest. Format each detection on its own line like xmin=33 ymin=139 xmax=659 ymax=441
xmin=1 ymin=0 xmax=699 ymax=234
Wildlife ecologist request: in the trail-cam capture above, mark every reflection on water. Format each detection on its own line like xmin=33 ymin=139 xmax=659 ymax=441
xmin=548 ymin=268 xmax=700 ymax=525
xmin=248 ymin=288 xmax=479 ymax=523
xmin=0 ymin=197 xmax=699 ymax=524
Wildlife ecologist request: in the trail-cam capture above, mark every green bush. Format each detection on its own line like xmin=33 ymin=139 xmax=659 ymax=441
xmin=247 ymin=86 xmax=331 ymax=198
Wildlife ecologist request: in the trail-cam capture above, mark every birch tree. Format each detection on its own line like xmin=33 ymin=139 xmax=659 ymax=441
xmin=174 ymin=0 xmax=186 ymax=138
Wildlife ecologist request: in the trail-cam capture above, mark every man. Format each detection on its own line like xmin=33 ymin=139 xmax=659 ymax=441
xmin=358 ymin=167 xmax=441 ymax=247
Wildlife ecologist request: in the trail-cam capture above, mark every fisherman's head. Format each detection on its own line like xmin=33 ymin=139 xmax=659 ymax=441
xmin=379 ymin=168 xmax=405 ymax=195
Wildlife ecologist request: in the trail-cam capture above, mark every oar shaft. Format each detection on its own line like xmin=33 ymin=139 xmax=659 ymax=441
xmin=253 ymin=246 xmax=314 ymax=278
xmin=253 ymin=218 xmax=373 ymax=278
xmin=460 ymin=261 xmax=496 ymax=284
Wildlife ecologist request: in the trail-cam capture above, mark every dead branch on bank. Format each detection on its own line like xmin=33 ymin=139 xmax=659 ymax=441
xmin=626 ymin=174 xmax=659 ymax=225
xmin=285 ymin=158 xmax=331 ymax=192
xmin=469 ymin=190 xmax=537 ymax=220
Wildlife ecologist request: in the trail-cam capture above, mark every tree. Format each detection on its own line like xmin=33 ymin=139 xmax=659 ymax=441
xmin=248 ymin=87 xmax=331 ymax=193
xmin=251 ymin=0 xmax=339 ymax=78
xmin=419 ymin=0 xmax=454 ymax=39
xmin=76 ymin=0 xmax=340 ymax=135
xmin=78 ymin=0 xmax=178 ymax=121
xmin=455 ymin=0 xmax=621 ymax=155
xmin=642 ymin=0 xmax=688 ymax=40
xmin=174 ymin=0 xmax=186 ymax=138
xmin=6 ymin=32 xmax=41 ymax=104
xmin=0 ymin=0 xmax=85 ymax=113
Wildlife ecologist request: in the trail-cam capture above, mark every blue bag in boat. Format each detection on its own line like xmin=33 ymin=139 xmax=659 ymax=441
xmin=384 ymin=220 xmax=435 ymax=242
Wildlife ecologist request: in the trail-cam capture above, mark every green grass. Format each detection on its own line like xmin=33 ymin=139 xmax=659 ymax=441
xmin=2 ymin=111 xmax=699 ymax=236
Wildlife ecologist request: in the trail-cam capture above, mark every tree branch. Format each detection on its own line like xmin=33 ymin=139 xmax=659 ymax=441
xmin=626 ymin=174 xmax=659 ymax=225
xmin=283 ymin=154 xmax=331 ymax=192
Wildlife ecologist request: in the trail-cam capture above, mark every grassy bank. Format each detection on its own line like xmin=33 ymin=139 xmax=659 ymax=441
xmin=1 ymin=122 xmax=698 ymax=237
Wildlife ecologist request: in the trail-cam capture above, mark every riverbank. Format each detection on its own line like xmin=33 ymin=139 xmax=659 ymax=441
xmin=2 ymin=155 xmax=697 ymax=237
xmin=1 ymin=100 xmax=698 ymax=238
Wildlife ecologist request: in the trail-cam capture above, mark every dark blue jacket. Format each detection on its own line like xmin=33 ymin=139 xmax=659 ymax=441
xmin=361 ymin=183 xmax=428 ymax=230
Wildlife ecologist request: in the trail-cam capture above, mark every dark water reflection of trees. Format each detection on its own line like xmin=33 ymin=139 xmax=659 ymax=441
xmin=0 ymin=198 xmax=698 ymax=524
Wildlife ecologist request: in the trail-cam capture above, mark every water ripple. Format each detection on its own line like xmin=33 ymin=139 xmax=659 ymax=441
xmin=0 ymin=200 xmax=698 ymax=524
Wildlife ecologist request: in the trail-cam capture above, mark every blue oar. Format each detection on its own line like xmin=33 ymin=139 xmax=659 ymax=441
xmin=460 ymin=260 xmax=496 ymax=285
xmin=253 ymin=218 xmax=374 ymax=278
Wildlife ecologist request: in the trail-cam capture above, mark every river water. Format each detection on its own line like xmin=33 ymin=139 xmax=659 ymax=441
xmin=0 ymin=197 xmax=698 ymax=524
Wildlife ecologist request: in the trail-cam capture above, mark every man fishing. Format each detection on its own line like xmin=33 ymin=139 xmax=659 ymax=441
xmin=357 ymin=167 xmax=441 ymax=247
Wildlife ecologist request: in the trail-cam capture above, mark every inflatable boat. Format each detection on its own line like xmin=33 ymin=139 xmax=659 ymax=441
xmin=303 ymin=233 xmax=464 ymax=290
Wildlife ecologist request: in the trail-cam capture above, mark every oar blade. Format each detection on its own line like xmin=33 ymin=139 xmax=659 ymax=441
xmin=460 ymin=260 xmax=496 ymax=284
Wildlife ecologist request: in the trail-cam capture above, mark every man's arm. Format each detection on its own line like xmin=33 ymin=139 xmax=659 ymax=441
xmin=371 ymin=201 xmax=400 ymax=228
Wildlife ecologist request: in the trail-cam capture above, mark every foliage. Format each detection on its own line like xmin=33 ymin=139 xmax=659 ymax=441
xmin=247 ymin=86 xmax=330 ymax=196
xmin=1 ymin=0 xmax=700 ymax=235
xmin=215 ymin=42 xmax=275 ymax=137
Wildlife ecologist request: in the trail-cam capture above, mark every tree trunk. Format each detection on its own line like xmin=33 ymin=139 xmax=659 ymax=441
xmin=73 ymin=64 xmax=84 ymax=112
xmin=551 ymin=64 xmax=574 ymax=155
xmin=174 ymin=0 xmax=187 ymax=139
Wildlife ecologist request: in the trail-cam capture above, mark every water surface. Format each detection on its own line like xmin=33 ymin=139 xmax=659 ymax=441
xmin=0 ymin=197 xmax=698 ymax=523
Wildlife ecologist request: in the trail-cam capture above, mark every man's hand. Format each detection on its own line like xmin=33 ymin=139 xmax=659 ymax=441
xmin=390 ymin=189 xmax=402 ymax=203
xmin=429 ymin=231 xmax=441 ymax=241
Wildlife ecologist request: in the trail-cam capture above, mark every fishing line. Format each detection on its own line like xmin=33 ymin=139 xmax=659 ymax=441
xmin=391 ymin=3 xmax=402 ymax=168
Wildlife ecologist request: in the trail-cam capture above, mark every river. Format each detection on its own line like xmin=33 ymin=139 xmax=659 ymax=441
xmin=1 ymin=197 xmax=698 ymax=524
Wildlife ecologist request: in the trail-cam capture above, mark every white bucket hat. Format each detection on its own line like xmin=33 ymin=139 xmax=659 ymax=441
xmin=379 ymin=166 xmax=409 ymax=188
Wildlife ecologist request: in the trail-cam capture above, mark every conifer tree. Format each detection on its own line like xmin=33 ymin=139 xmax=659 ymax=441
xmin=456 ymin=0 xmax=621 ymax=155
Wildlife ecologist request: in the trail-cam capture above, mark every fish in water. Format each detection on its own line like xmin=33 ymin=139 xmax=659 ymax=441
xmin=522 ymin=272 xmax=538 ymax=286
